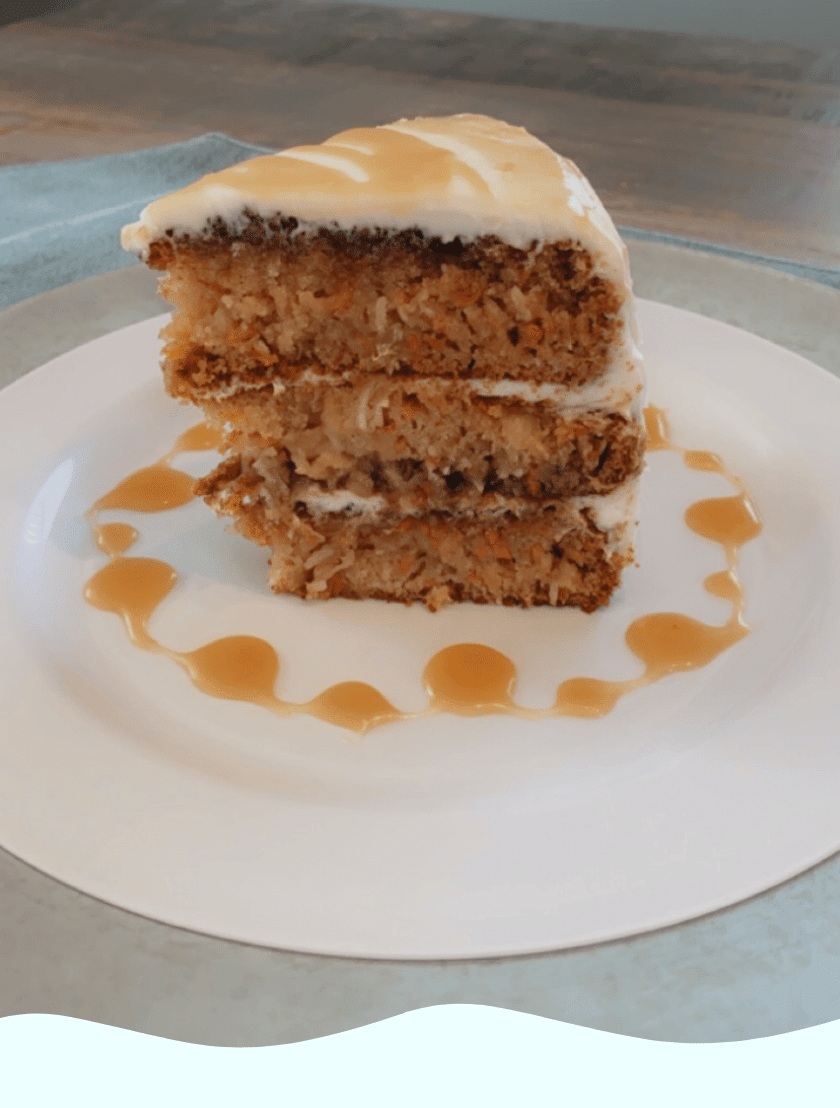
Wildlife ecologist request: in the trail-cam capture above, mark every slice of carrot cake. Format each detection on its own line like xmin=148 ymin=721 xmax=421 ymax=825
xmin=121 ymin=113 xmax=645 ymax=611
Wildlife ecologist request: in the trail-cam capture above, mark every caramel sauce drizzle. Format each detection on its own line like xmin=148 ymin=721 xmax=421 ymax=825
xmin=84 ymin=408 xmax=761 ymax=733
xmin=182 ymin=128 xmax=493 ymax=205
xmin=139 ymin=124 xmax=506 ymax=239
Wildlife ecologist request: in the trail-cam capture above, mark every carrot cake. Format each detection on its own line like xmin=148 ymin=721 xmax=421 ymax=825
xmin=121 ymin=114 xmax=645 ymax=611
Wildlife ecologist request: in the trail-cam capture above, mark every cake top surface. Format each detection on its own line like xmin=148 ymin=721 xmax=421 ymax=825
xmin=121 ymin=114 xmax=629 ymax=278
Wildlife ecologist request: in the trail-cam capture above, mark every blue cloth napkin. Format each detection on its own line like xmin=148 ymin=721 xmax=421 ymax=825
xmin=0 ymin=133 xmax=272 ymax=311
xmin=2 ymin=131 xmax=839 ymax=311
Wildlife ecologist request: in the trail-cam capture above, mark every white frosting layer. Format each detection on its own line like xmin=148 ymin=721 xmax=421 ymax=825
xmin=299 ymin=490 xmax=386 ymax=517
xmin=212 ymin=360 xmax=644 ymax=417
xmin=466 ymin=361 xmax=644 ymax=417
xmin=299 ymin=478 xmax=640 ymax=537
xmin=121 ymin=113 xmax=631 ymax=287
xmin=579 ymin=480 xmax=640 ymax=533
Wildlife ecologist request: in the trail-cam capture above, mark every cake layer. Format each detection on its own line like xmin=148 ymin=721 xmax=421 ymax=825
xmin=196 ymin=471 xmax=635 ymax=612
xmin=199 ymin=379 xmax=644 ymax=497
xmin=202 ymin=423 xmax=644 ymax=511
xmin=153 ymin=231 xmax=629 ymax=390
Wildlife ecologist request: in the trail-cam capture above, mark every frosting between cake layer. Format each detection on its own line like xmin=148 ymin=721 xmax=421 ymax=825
xmin=297 ymin=480 xmax=640 ymax=531
xmin=121 ymin=114 xmax=630 ymax=286
xmin=201 ymin=354 xmax=644 ymax=412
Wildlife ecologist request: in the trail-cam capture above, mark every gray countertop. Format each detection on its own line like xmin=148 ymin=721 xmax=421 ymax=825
xmin=3 ymin=244 xmax=840 ymax=1046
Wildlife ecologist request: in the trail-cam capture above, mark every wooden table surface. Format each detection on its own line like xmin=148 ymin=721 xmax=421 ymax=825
xmin=3 ymin=0 xmax=839 ymax=272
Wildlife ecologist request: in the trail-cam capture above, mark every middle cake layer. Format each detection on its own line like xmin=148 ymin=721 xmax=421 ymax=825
xmin=199 ymin=376 xmax=645 ymax=503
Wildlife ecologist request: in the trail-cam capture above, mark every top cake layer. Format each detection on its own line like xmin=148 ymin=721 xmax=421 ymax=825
xmin=121 ymin=114 xmax=630 ymax=286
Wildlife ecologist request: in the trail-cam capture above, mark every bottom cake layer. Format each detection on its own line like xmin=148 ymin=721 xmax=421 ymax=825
xmin=197 ymin=463 xmax=638 ymax=612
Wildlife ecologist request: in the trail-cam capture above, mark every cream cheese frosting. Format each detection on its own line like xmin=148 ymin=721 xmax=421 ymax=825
xmin=297 ymin=483 xmax=639 ymax=552
xmin=200 ymin=364 xmax=644 ymax=421
xmin=121 ymin=113 xmax=630 ymax=286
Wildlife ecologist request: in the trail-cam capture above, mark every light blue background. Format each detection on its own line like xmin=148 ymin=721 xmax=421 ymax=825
xmin=2 ymin=1007 xmax=840 ymax=1107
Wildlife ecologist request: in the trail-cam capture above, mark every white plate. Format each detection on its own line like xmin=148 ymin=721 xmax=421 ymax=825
xmin=2 ymin=300 xmax=839 ymax=960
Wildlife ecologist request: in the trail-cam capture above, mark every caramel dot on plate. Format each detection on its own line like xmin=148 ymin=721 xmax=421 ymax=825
xmin=173 ymin=423 xmax=224 ymax=454
xmin=85 ymin=556 xmax=176 ymax=616
xmin=424 ymin=643 xmax=516 ymax=711
xmin=181 ymin=635 xmax=280 ymax=702
xmin=84 ymin=557 xmax=178 ymax=645
xmin=94 ymin=522 xmax=138 ymax=556
xmin=94 ymin=465 xmax=195 ymax=513
xmin=683 ymin=449 xmax=725 ymax=474
xmin=554 ymin=677 xmax=625 ymax=718
xmin=626 ymin=612 xmax=740 ymax=675
xmin=643 ymin=405 xmax=671 ymax=451
xmin=306 ymin=681 xmax=401 ymax=733
xmin=704 ymin=569 xmax=741 ymax=601
xmin=685 ymin=494 xmax=761 ymax=547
